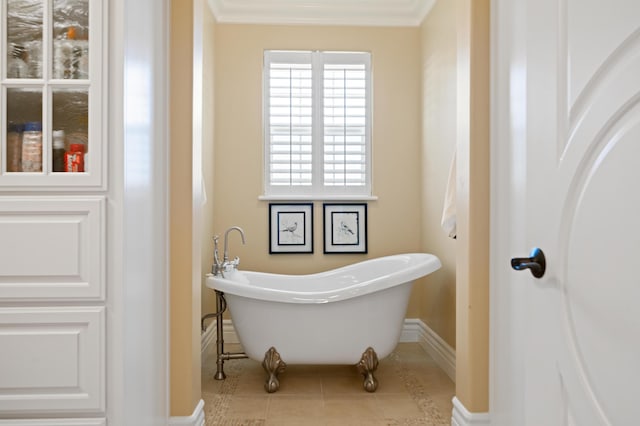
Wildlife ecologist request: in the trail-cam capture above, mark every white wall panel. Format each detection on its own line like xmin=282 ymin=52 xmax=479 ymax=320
xmin=0 ymin=307 xmax=105 ymax=415
xmin=0 ymin=197 xmax=105 ymax=301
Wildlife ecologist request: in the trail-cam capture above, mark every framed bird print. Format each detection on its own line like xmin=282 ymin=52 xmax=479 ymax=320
xmin=269 ymin=203 xmax=314 ymax=254
xmin=323 ymin=203 xmax=367 ymax=254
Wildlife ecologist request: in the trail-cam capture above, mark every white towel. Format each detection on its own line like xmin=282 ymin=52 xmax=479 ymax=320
xmin=441 ymin=152 xmax=457 ymax=239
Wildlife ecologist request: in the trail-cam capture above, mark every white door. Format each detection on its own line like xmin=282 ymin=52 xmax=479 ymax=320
xmin=492 ymin=0 xmax=640 ymax=425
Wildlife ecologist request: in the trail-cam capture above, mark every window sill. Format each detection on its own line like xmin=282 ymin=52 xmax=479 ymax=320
xmin=258 ymin=195 xmax=378 ymax=202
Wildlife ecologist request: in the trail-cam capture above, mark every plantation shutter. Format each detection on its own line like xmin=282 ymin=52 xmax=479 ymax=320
xmin=322 ymin=52 xmax=370 ymax=189
xmin=265 ymin=51 xmax=314 ymax=190
xmin=264 ymin=51 xmax=371 ymax=197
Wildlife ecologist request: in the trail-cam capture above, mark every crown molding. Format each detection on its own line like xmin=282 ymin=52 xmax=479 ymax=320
xmin=207 ymin=0 xmax=436 ymax=27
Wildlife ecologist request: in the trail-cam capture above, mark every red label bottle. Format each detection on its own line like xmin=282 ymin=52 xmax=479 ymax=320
xmin=64 ymin=143 xmax=85 ymax=172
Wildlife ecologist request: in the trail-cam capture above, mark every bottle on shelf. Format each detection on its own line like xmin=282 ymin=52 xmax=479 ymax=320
xmin=64 ymin=143 xmax=85 ymax=172
xmin=7 ymin=123 xmax=24 ymax=172
xmin=77 ymin=37 xmax=89 ymax=79
xmin=52 ymin=130 xmax=66 ymax=172
xmin=21 ymin=121 xmax=43 ymax=173
xmin=54 ymin=27 xmax=74 ymax=79
xmin=25 ymin=39 xmax=42 ymax=79
xmin=53 ymin=26 xmax=87 ymax=79
xmin=7 ymin=43 xmax=29 ymax=78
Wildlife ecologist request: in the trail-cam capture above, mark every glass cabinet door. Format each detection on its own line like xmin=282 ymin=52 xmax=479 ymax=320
xmin=52 ymin=0 xmax=90 ymax=81
xmin=1 ymin=0 xmax=103 ymax=188
xmin=6 ymin=0 xmax=43 ymax=80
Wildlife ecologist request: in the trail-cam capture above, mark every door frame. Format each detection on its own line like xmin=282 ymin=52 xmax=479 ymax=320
xmin=112 ymin=0 xmax=170 ymax=422
xmin=115 ymin=0 xmax=536 ymax=423
xmin=490 ymin=0 xmax=530 ymax=424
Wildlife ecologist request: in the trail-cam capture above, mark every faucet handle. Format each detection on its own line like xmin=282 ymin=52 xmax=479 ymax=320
xmin=221 ymin=256 xmax=241 ymax=273
xmin=212 ymin=235 xmax=223 ymax=276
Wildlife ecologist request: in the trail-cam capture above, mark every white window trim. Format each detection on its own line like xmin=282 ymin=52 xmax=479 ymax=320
xmin=262 ymin=50 xmax=373 ymax=199
xmin=258 ymin=194 xmax=379 ymax=201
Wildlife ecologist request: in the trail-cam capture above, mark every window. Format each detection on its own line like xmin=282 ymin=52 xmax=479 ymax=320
xmin=263 ymin=50 xmax=372 ymax=198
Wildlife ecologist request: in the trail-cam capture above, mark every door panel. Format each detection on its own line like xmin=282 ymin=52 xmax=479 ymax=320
xmin=0 ymin=307 xmax=105 ymax=415
xmin=521 ymin=0 xmax=640 ymax=424
xmin=567 ymin=0 xmax=640 ymax=109
xmin=0 ymin=197 xmax=105 ymax=301
xmin=557 ymin=90 xmax=640 ymax=426
xmin=563 ymin=121 xmax=640 ymax=425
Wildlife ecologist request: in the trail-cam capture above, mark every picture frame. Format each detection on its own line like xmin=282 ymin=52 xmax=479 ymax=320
xmin=323 ymin=203 xmax=367 ymax=254
xmin=269 ymin=203 xmax=314 ymax=254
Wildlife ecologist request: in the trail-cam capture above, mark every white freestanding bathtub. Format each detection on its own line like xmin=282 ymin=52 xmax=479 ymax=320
xmin=206 ymin=253 xmax=441 ymax=392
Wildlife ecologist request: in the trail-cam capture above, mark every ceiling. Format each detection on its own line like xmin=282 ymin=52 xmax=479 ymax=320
xmin=207 ymin=0 xmax=436 ymax=27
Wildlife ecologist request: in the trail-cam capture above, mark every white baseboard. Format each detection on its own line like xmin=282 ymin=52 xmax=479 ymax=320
xmin=451 ymin=397 xmax=490 ymax=426
xmin=202 ymin=318 xmax=456 ymax=382
xmin=201 ymin=319 xmax=239 ymax=359
xmin=169 ymin=399 xmax=205 ymax=426
xmin=399 ymin=318 xmax=423 ymax=342
xmin=201 ymin=321 xmax=216 ymax=357
xmin=411 ymin=319 xmax=456 ymax=382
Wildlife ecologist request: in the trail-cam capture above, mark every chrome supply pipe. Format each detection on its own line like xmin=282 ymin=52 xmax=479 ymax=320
xmin=212 ymin=290 xmax=247 ymax=380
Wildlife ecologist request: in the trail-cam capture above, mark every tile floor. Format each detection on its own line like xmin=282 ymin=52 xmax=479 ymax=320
xmin=202 ymin=342 xmax=454 ymax=425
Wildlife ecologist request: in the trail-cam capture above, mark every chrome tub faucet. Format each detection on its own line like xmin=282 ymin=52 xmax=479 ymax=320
xmin=224 ymin=226 xmax=246 ymax=263
xmin=213 ymin=226 xmax=246 ymax=276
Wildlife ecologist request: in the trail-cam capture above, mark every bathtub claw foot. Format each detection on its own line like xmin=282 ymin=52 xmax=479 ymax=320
xmin=357 ymin=347 xmax=379 ymax=392
xmin=262 ymin=347 xmax=286 ymax=393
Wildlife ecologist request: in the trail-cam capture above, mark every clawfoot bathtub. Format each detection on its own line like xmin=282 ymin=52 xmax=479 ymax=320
xmin=206 ymin=253 xmax=441 ymax=392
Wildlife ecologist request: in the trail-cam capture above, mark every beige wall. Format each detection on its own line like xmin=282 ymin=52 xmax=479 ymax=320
xmin=200 ymin=0 xmax=217 ymax=334
xmin=421 ymin=0 xmax=491 ymax=412
xmin=419 ymin=0 xmax=458 ymax=348
xmin=455 ymin=0 xmax=490 ymax=413
xmin=211 ymin=24 xmax=425 ymax=315
xmin=170 ymin=0 xmax=209 ymax=417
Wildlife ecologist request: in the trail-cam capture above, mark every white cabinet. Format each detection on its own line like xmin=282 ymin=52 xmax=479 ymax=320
xmin=0 ymin=196 xmax=105 ymax=301
xmin=0 ymin=420 xmax=106 ymax=426
xmin=0 ymin=307 xmax=105 ymax=415
xmin=0 ymin=0 xmax=108 ymax=423
xmin=1 ymin=0 xmax=106 ymax=190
